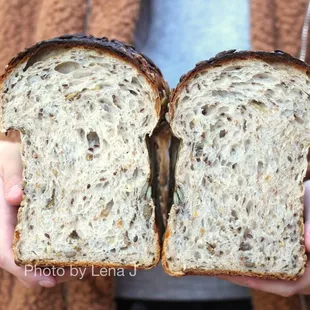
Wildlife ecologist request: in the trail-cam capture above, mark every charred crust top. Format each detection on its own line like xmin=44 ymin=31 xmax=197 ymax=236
xmin=1 ymin=34 xmax=169 ymax=100
xmin=173 ymin=49 xmax=310 ymax=98
xmin=170 ymin=49 xmax=310 ymax=117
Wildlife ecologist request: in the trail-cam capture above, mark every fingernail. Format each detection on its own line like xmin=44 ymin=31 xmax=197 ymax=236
xmin=39 ymin=280 xmax=55 ymax=288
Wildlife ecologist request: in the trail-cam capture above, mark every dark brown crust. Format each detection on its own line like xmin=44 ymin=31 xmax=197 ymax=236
xmin=14 ymin=259 xmax=159 ymax=270
xmin=1 ymin=34 xmax=169 ymax=119
xmin=169 ymin=49 xmax=310 ymax=118
xmin=162 ymin=266 xmax=304 ymax=281
xmin=1 ymin=33 xmax=168 ymax=96
xmin=163 ymin=49 xmax=309 ymax=280
xmin=3 ymin=34 xmax=168 ymax=270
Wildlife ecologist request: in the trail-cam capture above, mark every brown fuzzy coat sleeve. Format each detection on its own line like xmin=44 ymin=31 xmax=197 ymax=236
xmin=0 ymin=0 xmax=141 ymax=73
xmin=88 ymin=0 xmax=141 ymax=44
xmin=0 ymin=270 xmax=115 ymax=310
xmin=0 ymin=0 xmax=88 ymax=73
xmin=251 ymin=0 xmax=310 ymax=62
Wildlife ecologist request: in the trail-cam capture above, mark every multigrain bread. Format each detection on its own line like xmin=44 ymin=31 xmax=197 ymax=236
xmin=162 ymin=50 xmax=310 ymax=280
xmin=0 ymin=35 xmax=169 ymax=269
xmin=0 ymin=38 xmax=307 ymax=279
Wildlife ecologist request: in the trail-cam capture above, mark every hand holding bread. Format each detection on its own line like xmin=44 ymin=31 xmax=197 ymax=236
xmin=0 ymin=133 xmax=96 ymax=288
xmin=218 ymin=181 xmax=310 ymax=297
xmin=1 ymin=35 xmax=310 ymax=295
xmin=0 ymin=132 xmax=55 ymax=288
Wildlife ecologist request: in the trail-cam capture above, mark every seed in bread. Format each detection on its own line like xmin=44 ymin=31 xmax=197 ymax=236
xmin=0 ymin=35 xmax=168 ymax=269
xmin=162 ymin=50 xmax=310 ymax=280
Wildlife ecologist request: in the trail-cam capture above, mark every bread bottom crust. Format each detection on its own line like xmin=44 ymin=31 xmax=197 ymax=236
xmin=161 ymin=263 xmax=305 ymax=281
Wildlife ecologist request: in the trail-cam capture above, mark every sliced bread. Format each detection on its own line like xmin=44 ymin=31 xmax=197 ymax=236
xmin=0 ymin=35 xmax=168 ymax=269
xmin=162 ymin=50 xmax=310 ymax=280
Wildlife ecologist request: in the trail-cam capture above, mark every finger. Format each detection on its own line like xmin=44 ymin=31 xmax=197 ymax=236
xmin=218 ymin=264 xmax=310 ymax=297
xmin=0 ymin=177 xmax=55 ymax=288
xmin=303 ymin=181 xmax=310 ymax=251
xmin=0 ymin=141 xmax=23 ymax=206
xmin=3 ymin=258 xmax=56 ymax=289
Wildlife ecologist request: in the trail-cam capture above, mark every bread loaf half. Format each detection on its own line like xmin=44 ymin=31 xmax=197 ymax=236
xmin=0 ymin=35 xmax=168 ymax=269
xmin=162 ymin=50 xmax=310 ymax=280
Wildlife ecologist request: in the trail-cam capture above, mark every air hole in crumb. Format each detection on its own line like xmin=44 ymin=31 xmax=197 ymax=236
xmin=77 ymin=128 xmax=85 ymax=139
xmin=249 ymin=99 xmax=267 ymax=111
xmin=201 ymin=104 xmax=218 ymax=116
xmin=243 ymin=120 xmax=247 ymax=131
xmin=55 ymin=61 xmax=79 ymax=74
xmin=257 ymin=161 xmax=264 ymax=174
xmin=253 ymin=73 xmax=272 ymax=80
xmin=131 ymin=76 xmax=140 ymax=86
xmin=231 ymin=210 xmax=238 ymax=220
xmin=294 ymin=114 xmax=304 ymax=124
xmin=244 ymin=139 xmax=250 ymax=152
xmin=112 ymin=95 xmax=121 ymax=109
xmin=87 ymin=131 xmax=100 ymax=149
xmin=246 ymin=201 xmax=253 ymax=215
xmin=195 ymin=143 xmax=203 ymax=158
xmin=239 ymin=242 xmax=252 ymax=251
xmin=142 ymin=115 xmax=150 ymax=127
xmin=265 ymin=89 xmax=274 ymax=97
xmin=230 ymin=146 xmax=237 ymax=156
xmin=212 ymin=90 xmax=229 ymax=97
xmin=133 ymin=168 xmax=139 ymax=178
xmin=194 ymin=252 xmax=201 ymax=259
xmin=251 ymin=220 xmax=257 ymax=230
xmin=224 ymin=66 xmax=242 ymax=72
xmin=99 ymin=198 xmax=114 ymax=217
xmin=243 ymin=228 xmax=253 ymax=239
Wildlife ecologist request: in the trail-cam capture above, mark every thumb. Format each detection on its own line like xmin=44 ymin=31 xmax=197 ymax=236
xmin=2 ymin=143 xmax=23 ymax=206
xmin=303 ymin=180 xmax=310 ymax=252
